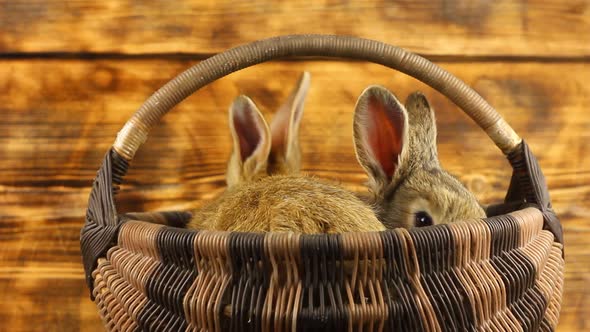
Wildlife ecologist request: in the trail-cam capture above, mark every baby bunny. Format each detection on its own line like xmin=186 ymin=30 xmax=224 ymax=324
xmin=189 ymin=72 xmax=309 ymax=228
xmin=190 ymin=85 xmax=385 ymax=233
xmin=134 ymin=73 xmax=311 ymax=229
xmin=352 ymin=85 xmax=486 ymax=229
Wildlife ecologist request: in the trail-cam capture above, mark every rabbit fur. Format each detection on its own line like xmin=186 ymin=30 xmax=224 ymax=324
xmin=352 ymin=85 xmax=486 ymax=230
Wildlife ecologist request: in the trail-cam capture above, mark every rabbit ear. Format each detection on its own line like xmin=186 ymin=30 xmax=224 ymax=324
xmin=353 ymin=85 xmax=409 ymax=194
xmin=268 ymin=71 xmax=311 ymax=173
xmin=405 ymin=92 xmax=439 ymax=165
xmin=227 ymin=95 xmax=271 ymax=187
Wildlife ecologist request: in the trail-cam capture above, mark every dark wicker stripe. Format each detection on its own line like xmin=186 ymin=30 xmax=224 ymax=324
xmin=380 ymin=230 xmax=426 ymax=332
xmin=512 ymin=223 xmax=551 ymax=332
xmin=510 ymin=285 xmax=548 ymax=332
xmin=484 ymin=214 xmax=520 ymax=258
xmin=82 ymin=148 xmax=129 ymax=296
xmin=448 ymin=271 xmax=477 ymax=331
xmin=539 ymin=319 xmax=554 ymax=332
xmin=156 ymin=226 xmax=197 ymax=270
xmin=136 ymin=227 xmax=197 ymax=331
xmin=509 ymin=216 xmax=550 ymax=332
xmin=410 ymin=225 xmax=474 ymax=332
xmin=411 ymin=228 xmax=445 ymax=330
xmin=488 ymin=241 xmax=543 ymax=331
xmin=229 ymin=232 xmax=268 ymax=332
xmin=298 ymin=233 xmax=347 ymax=332
xmin=137 ymin=300 xmax=186 ymax=332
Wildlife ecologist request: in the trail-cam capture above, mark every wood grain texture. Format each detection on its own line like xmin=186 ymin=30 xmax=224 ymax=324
xmin=0 ymin=0 xmax=589 ymax=57
xmin=0 ymin=59 xmax=588 ymax=330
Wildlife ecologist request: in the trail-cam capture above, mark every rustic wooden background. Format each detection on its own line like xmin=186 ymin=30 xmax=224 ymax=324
xmin=0 ymin=1 xmax=588 ymax=331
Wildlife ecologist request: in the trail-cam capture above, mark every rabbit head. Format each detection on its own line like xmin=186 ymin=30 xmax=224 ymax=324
xmin=226 ymin=72 xmax=310 ymax=187
xmin=353 ymin=85 xmax=486 ymax=229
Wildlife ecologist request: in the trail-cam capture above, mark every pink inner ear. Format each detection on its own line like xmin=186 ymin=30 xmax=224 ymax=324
xmin=365 ymin=95 xmax=404 ymax=178
xmin=234 ymin=111 xmax=262 ymax=161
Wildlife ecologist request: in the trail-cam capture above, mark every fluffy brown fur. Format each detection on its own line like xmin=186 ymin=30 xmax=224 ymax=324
xmin=189 ymin=174 xmax=385 ymax=233
xmin=353 ymin=86 xmax=486 ymax=229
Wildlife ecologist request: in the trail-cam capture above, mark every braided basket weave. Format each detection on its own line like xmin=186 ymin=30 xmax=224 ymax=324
xmin=81 ymin=35 xmax=565 ymax=331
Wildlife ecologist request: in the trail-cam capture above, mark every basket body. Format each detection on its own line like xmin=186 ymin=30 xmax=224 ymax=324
xmin=80 ymin=35 xmax=565 ymax=331
xmin=91 ymin=211 xmax=563 ymax=331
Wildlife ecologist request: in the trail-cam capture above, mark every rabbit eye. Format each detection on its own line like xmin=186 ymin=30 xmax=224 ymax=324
xmin=414 ymin=211 xmax=433 ymax=227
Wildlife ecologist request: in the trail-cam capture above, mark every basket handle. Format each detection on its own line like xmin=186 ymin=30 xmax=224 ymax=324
xmin=112 ymin=34 xmax=521 ymax=161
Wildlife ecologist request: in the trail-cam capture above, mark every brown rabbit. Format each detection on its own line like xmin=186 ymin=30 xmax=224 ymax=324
xmin=190 ymin=93 xmax=384 ymax=233
xmin=189 ymin=74 xmax=385 ymax=233
xmin=189 ymin=72 xmax=308 ymax=228
xmin=134 ymin=73 xmax=310 ymax=229
xmin=352 ymin=85 xmax=486 ymax=229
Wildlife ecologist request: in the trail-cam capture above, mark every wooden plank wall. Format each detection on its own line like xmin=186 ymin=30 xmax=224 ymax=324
xmin=0 ymin=1 xmax=588 ymax=330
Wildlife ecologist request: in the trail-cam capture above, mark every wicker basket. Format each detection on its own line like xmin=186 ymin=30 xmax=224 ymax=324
xmin=81 ymin=35 xmax=564 ymax=331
